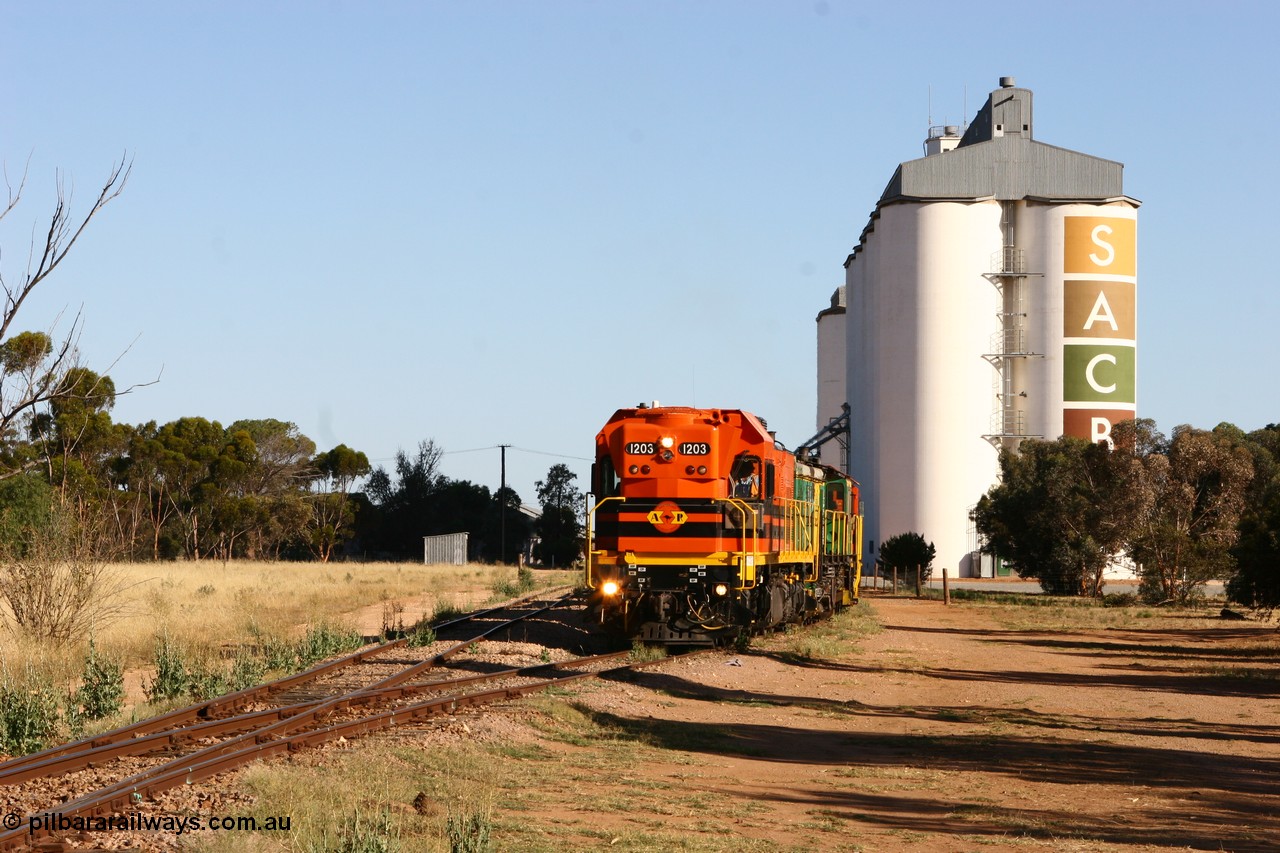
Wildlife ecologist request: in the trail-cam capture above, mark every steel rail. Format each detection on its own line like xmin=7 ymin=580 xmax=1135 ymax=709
xmin=0 ymin=636 xmax=406 ymax=780
xmin=0 ymin=646 xmax=704 ymax=852
xmin=2 ymin=632 xmax=614 ymax=788
xmin=0 ymin=592 xmax=579 ymax=850
xmin=0 ymin=588 xmax=571 ymax=783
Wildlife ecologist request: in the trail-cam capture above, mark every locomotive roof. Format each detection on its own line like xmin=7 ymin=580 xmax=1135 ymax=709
xmin=602 ymin=406 xmax=774 ymax=444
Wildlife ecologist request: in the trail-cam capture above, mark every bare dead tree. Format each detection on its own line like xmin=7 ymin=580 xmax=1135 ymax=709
xmin=1 ymin=156 xmax=131 ymax=340
xmin=0 ymin=496 xmax=132 ymax=643
xmin=0 ymin=155 xmax=132 ymax=478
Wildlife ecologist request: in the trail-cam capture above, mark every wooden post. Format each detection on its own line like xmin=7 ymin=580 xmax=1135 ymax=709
xmin=915 ymin=564 xmax=921 ymax=598
xmin=943 ymin=568 xmax=950 ymax=605
xmin=892 ymin=566 xmax=898 ymax=595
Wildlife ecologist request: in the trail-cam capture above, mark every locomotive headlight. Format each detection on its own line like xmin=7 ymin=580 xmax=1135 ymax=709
xmin=601 ymin=581 xmax=620 ymax=596
xmin=713 ymin=583 xmax=729 ymax=597
xmin=660 ymin=436 xmax=675 ymax=449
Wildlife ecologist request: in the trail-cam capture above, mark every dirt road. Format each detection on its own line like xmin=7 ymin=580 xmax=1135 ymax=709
xmin=556 ymin=595 xmax=1280 ymax=852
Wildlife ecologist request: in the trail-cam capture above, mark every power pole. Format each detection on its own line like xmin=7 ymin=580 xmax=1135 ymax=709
xmin=499 ymin=444 xmax=510 ymax=564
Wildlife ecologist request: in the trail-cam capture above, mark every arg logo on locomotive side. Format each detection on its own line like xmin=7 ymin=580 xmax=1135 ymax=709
xmin=647 ymin=501 xmax=687 ymax=534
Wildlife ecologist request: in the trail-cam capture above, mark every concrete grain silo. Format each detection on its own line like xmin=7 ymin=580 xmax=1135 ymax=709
xmin=814 ymin=286 xmax=847 ymax=469
xmin=838 ymin=77 xmax=1139 ymax=575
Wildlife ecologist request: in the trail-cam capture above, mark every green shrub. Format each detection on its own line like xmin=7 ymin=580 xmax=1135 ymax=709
xmin=146 ymin=632 xmax=191 ymax=702
xmin=261 ymin=635 xmax=301 ymax=672
xmin=297 ymin=623 xmax=363 ymax=668
xmin=0 ymin=667 xmax=62 ymax=755
xmin=188 ymin=665 xmax=231 ymax=701
xmin=71 ymin=639 xmax=124 ymax=720
xmin=879 ymin=531 xmax=937 ymax=583
xmin=406 ymin=621 xmax=436 ymax=648
xmin=229 ymin=647 xmax=267 ymax=691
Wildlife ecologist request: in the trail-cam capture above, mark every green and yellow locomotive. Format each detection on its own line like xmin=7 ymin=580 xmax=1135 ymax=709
xmin=586 ymin=405 xmax=862 ymax=644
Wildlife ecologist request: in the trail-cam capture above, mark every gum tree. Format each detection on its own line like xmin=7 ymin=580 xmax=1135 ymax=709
xmin=973 ymin=433 xmax=1148 ymax=596
xmin=1128 ymin=424 xmax=1254 ymax=604
xmin=1228 ymin=424 xmax=1280 ymax=610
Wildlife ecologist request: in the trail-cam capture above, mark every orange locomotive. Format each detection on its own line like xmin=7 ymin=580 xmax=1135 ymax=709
xmin=586 ymin=405 xmax=862 ymax=644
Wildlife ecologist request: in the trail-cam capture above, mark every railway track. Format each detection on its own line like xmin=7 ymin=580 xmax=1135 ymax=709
xmin=0 ymin=590 xmax=568 ymax=786
xmin=0 ymin=590 xmax=702 ymax=852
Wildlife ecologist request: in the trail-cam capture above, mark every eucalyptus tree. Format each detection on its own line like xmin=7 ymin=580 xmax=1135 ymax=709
xmin=1229 ymin=424 xmax=1280 ymax=610
xmin=973 ymin=434 xmax=1147 ymax=596
xmin=223 ymin=419 xmax=317 ymax=558
xmin=309 ymin=443 xmax=371 ymax=562
xmin=144 ymin=417 xmax=231 ymax=559
xmin=1127 ymin=424 xmax=1254 ymax=604
xmin=364 ymin=440 xmax=445 ymax=558
xmin=534 ymin=463 xmax=582 ymax=567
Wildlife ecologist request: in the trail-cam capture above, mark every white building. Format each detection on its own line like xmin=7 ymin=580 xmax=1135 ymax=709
xmin=829 ymin=77 xmax=1139 ymax=576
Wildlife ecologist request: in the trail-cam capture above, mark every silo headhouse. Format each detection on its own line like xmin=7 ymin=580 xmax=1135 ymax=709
xmin=837 ymin=77 xmax=1139 ymax=576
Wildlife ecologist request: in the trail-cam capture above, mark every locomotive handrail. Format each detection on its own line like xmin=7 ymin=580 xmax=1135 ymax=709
xmin=821 ymin=508 xmax=854 ymax=556
xmin=773 ymin=495 xmax=822 ymax=581
xmin=584 ymin=495 xmax=627 ymax=590
xmin=775 ymin=496 xmax=816 ymax=551
xmin=721 ymin=496 xmax=760 ymax=588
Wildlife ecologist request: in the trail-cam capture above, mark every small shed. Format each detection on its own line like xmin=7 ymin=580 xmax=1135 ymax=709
xmin=423 ymin=532 xmax=468 ymax=566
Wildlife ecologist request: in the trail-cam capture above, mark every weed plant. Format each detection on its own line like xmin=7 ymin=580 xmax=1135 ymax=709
xmin=229 ymin=647 xmax=267 ymax=691
xmin=69 ymin=638 xmax=124 ymax=721
xmin=0 ymin=664 xmax=61 ymax=755
xmin=297 ymin=622 xmax=363 ymax=668
xmin=147 ymin=620 xmax=363 ymax=704
xmin=446 ymin=811 xmax=493 ymax=853
xmin=431 ymin=603 xmax=465 ymax=624
xmin=311 ymin=808 xmax=400 ymax=853
xmin=628 ymin=640 xmax=667 ymax=664
xmin=405 ymin=621 xmax=436 ymax=648
xmin=145 ymin=632 xmax=191 ymax=702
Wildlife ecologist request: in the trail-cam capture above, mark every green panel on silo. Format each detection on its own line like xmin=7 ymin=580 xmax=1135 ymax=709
xmin=1063 ymin=344 xmax=1136 ymax=404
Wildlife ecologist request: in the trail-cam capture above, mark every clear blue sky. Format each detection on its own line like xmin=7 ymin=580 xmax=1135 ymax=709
xmin=2 ymin=1 xmax=1276 ymax=506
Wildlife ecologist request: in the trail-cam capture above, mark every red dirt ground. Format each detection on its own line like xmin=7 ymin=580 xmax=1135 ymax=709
xmin=547 ymin=593 xmax=1280 ymax=852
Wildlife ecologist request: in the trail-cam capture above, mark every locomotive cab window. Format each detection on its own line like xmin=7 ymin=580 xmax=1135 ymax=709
xmin=594 ymin=458 xmax=621 ymax=497
xmin=730 ymin=455 xmax=761 ymax=499
xmin=765 ymin=463 xmax=776 ymax=499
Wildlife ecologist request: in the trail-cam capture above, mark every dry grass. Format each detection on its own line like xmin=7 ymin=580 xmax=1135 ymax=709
xmin=1 ymin=561 xmax=577 ymax=714
xmin=182 ymin=693 xmax=782 ymax=853
xmin=980 ymin=601 xmax=1238 ymax=632
xmin=770 ymin=602 xmax=882 ymax=662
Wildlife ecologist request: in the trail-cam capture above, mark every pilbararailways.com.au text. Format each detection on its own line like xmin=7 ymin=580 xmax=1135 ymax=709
xmin=10 ymin=811 xmax=292 ymax=836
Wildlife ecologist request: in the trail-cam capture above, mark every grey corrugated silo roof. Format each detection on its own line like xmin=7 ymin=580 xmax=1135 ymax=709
xmin=845 ymin=79 xmax=1140 ymax=265
xmin=878 ymin=79 xmax=1135 ymax=205
xmin=880 ymin=136 xmax=1127 ymax=203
